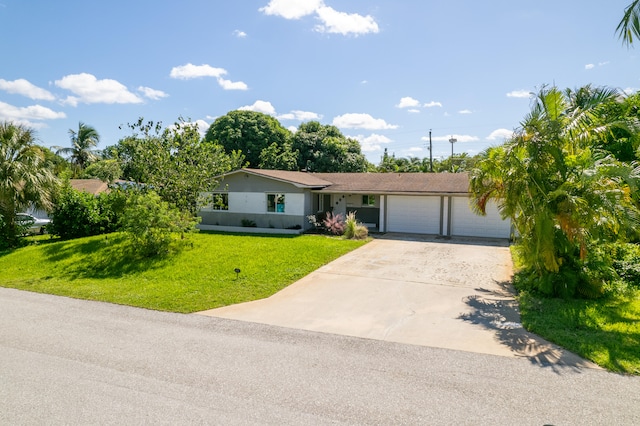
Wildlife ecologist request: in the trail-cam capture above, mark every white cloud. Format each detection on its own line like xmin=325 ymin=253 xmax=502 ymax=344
xmin=217 ymin=77 xmax=248 ymax=91
xmin=137 ymin=86 xmax=168 ymax=100
xmin=332 ymin=113 xmax=398 ymax=130
xmin=506 ymin=90 xmax=531 ymax=98
xmin=239 ymin=100 xmax=277 ymax=115
xmin=458 ymin=109 xmax=472 ymax=114
xmin=278 ymin=110 xmax=321 ymax=121
xmin=585 ymin=63 xmax=595 ymax=70
xmin=259 ymin=0 xmax=322 ymax=19
xmin=55 ymin=73 xmax=142 ymax=106
xmin=599 ymin=61 xmax=610 ymax=66
xmin=350 ymin=133 xmax=392 ymax=152
xmin=0 ymin=101 xmax=66 ymax=123
xmin=423 ymin=101 xmax=442 ymax=108
xmin=408 ymin=147 xmax=423 ymax=152
xmin=233 ymin=29 xmax=247 ymax=38
xmin=408 ymin=109 xmax=421 ymax=114
xmin=0 ymin=78 xmax=55 ymax=101
xmin=287 ymin=125 xmax=298 ymax=133
xmin=315 ymin=5 xmax=379 ymax=36
xmin=260 ymin=0 xmax=378 ymax=36
xmin=486 ymin=128 xmax=514 ymax=141
xmin=396 ymin=96 xmax=420 ymax=108
xmin=170 ymin=63 xmax=227 ymax=79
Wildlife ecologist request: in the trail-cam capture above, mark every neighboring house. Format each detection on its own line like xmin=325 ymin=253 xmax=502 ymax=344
xmin=198 ymin=168 xmax=511 ymax=239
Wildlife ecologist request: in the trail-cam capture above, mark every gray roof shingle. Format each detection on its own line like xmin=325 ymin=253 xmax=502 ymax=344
xmin=233 ymin=169 xmax=469 ymax=194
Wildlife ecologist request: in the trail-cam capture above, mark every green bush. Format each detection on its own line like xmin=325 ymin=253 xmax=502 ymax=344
xmin=609 ymin=242 xmax=640 ymax=289
xmin=49 ymin=184 xmax=127 ymax=239
xmin=120 ymin=191 xmax=199 ymax=257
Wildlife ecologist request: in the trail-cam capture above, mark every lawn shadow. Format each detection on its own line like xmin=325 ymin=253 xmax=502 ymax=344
xmin=41 ymin=234 xmax=169 ymax=279
xmin=458 ymin=281 xmax=598 ymax=374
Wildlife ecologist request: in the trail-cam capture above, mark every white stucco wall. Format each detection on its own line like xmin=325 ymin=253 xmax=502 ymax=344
xmin=228 ymin=192 xmax=305 ymax=216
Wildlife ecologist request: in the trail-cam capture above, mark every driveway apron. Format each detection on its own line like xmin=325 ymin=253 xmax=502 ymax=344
xmin=197 ymin=234 xmax=596 ymax=367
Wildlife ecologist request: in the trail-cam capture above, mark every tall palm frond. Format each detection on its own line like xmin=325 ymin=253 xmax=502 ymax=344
xmin=617 ymin=0 xmax=640 ymax=46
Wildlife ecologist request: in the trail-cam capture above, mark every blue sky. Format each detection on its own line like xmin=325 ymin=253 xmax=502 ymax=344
xmin=0 ymin=0 xmax=637 ymax=164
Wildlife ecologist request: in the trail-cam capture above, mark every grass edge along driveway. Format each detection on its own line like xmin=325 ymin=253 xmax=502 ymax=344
xmin=0 ymin=232 xmax=368 ymax=313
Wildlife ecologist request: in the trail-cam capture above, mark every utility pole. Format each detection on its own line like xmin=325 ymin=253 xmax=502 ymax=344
xmin=449 ymin=136 xmax=457 ymax=172
xmin=429 ymin=129 xmax=433 ymax=172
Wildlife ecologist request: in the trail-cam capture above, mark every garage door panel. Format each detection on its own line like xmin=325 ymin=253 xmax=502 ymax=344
xmin=387 ymin=196 xmax=440 ymax=234
xmin=451 ymin=197 xmax=510 ymax=238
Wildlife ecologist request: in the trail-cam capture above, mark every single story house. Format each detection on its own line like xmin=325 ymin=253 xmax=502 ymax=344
xmin=198 ymin=168 xmax=511 ymax=239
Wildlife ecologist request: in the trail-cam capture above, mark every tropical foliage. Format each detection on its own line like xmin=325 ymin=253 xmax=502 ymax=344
xmin=470 ymin=85 xmax=640 ymax=298
xmin=617 ymin=0 xmax=640 ymax=46
xmin=119 ymin=191 xmax=199 ymax=257
xmin=0 ymin=122 xmax=59 ymax=248
xmin=107 ymin=118 xmax=243 ymax=214
xmin=55 ymin=122 xmax=101 ymax=175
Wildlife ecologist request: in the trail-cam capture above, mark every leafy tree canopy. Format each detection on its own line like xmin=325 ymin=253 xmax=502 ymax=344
xmin=291 ymin=121 xmax=370 ymax=172
xmin=205 ymin=110 xmax=292 ymax=168
xmin=107 ymin=117 xmax=243 ymax=214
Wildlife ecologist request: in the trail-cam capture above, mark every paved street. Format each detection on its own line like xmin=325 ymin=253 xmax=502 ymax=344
xmin=1 ymin=287 xmax=639 ymax=425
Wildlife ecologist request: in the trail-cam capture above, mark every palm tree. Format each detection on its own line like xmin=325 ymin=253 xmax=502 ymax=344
xmin=470 ymin=86 xmax=640 ymax=297
xmin=0 ymin=121 xmax=59 ymax=246
xmin=617 ymin=0 xmax=640 ymax=46
xmin=55 ymin=122 xmax=101 ymax=172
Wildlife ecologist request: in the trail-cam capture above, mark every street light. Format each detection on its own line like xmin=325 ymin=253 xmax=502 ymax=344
xmin=449 ymin=136 xmax=457 ymax=172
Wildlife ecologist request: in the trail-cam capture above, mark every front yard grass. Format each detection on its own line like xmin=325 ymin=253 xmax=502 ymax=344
xmin=511 ymin=247 xmax=640 ymax=375
xmin=518 ymin=291 xmax=640 ymax=375
xmin=0 ymin=232 xmax=368 ymax=313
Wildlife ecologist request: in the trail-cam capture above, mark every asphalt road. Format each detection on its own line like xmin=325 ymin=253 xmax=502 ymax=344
xmin=1 ymin=287 xmax=639 ymax=425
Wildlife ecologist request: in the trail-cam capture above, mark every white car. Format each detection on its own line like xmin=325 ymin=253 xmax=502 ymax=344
xmin=16 ymin=213 xmax=51 ymax=234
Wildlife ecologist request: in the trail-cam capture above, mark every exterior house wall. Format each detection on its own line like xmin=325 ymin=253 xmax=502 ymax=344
xmin=199 ymin=173 xmax=312 ymax=230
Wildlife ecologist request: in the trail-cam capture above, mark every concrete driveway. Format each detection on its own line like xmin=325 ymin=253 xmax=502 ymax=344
xmin=198 ymin=234 xmax=595 ymax=367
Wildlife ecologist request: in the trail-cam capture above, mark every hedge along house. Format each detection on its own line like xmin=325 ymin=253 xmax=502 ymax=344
xmin=198 ymin=168 xmax=511 ymax=239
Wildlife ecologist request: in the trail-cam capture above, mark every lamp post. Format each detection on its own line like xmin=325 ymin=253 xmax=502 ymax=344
xmin=449 ymin=136 xmax=457 ymax=172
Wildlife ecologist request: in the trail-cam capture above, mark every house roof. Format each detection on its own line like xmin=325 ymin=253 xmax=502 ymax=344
xmin=69 ymin=179 xmax=132 ymax=195
xmin=314 ymin=172 xmax=470 ymax=194
xmin=231 ymin=169 xmax=470 ymax=194
xmin=227 ymin=169 xmax=334 ymax=188
xmin=70 ymin=179 xmax=110 ymax=195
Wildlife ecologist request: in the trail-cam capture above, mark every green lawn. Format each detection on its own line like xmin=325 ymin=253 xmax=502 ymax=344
xmin=510 ymin=247 xmax=640 ymax=375
xmin=0 ymin=232 xmax=368 ymax=313
xmin=518 ymin=291 xmax=640 ymax=375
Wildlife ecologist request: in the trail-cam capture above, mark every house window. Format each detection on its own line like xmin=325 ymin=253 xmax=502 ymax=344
xmin=362 ymin=195 xmax=375 ymax=206
xmin=267 ymin=193 xmax=285 ymax=213
xmin=211 ymin=193 xmax=229 ymax=210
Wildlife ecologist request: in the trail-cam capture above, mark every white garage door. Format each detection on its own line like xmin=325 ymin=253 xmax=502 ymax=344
xmin=387 ymin=195 xmax=440 ymax=234
xmin=450 ymin=197 xmax=511 ymax=238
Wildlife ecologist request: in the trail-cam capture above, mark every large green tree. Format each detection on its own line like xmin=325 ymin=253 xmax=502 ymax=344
xmin=55 ymin=122 xmax=101 ymax=173
xmin=0 ymin=122 xmax=59 ymax=247
xmin=291 ymin=121 xmax=370 ymax=172
xmin=470 ymin=85 xmax=640 ymax=298
xmin=108 ymin=118 xmax=242 ymax=214
xmin=205 ymin=110 xmax=292 ymax=168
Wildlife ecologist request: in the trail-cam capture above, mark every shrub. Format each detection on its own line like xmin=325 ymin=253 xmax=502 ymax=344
xmin=49 ymin=184 xmax=128 ymax=239
xmin=323 ymin=212 xmax=345 ymax=235
xmin=120 ymin=191 xmax=199 ymax=257
xmin=343 ymin=211 xmax=368 ymax=240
